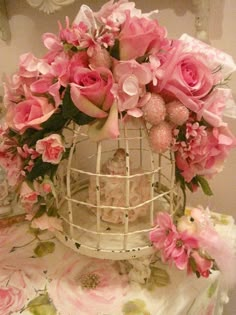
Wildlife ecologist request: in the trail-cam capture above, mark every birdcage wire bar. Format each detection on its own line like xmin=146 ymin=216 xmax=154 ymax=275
xmin=55 ymin=119 xmax=182 ymax=259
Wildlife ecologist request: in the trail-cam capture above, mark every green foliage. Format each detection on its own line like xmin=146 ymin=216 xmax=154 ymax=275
xmin=122 ymin=299 xmax=150 ymax=315
xmin=26 ymin=159 xmax=58 ymax=181
xmin=34 ymin=241 xmax=55 ymax=257
xmin=195 ymin=175 xmax=213 ymax=196
xmin=26 ymin=293 xmax=57 ymax=315
xmin=109 ymin=39 xmax=120 ymax=60
xmin=62 ymin=87 xmax=95 ymax=125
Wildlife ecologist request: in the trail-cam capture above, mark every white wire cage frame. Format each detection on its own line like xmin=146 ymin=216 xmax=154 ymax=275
xmin=55 ymin=119 xmax=183 ymax=260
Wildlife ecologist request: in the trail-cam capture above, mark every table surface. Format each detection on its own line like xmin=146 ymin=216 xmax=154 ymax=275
xmin=0 ymin=216 xmax=234 ymax=315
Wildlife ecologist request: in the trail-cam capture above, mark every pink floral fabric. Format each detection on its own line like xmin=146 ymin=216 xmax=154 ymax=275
xmin=0 ymin=221 xmax=223 ymax=315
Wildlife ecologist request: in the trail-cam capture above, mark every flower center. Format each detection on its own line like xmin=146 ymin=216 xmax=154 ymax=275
xmin=176 ymin=239 xmax=183 ymax=248
xmin=80 ymin=273 xmax=100 ymax=289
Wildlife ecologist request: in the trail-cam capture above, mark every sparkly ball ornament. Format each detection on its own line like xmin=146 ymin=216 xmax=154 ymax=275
xmin=166 ymin=100 xmax=190 ymax=126
xmin=142 ymin=93 xmax=166 ymax=125
xmin=149 ymin=121 xmax=173 ymax=153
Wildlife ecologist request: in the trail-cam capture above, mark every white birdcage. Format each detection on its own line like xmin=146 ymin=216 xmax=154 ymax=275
xmin=55 ymin=118 xmax=182 ymax=260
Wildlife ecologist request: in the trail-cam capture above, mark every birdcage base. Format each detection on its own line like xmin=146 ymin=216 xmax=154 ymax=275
xmin=55 ymin=181 xmax=172 ymax=260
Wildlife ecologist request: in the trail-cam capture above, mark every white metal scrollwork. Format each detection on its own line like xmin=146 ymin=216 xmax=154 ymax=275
xmin=26 ymin=0 xmax=76 ymax=14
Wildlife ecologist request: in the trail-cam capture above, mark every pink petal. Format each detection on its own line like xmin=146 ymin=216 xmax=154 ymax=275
xmin=70 ymin=84 xmax=108 ymax=118
xmin=88 ymin=102 xmax=119 ymax=142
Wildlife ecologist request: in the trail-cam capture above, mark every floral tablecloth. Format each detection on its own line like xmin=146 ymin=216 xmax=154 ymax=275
xmin=0 ymin=217 xmax=235 ymax=315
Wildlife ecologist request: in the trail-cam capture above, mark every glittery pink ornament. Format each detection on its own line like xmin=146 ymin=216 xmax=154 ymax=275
xmin=166 ymin=100 xmax=189 ymax=126
xmin=149 ymin=121 xmax=173 ymax=153
xmin=142 ymin=93 xmax=166 ymax=125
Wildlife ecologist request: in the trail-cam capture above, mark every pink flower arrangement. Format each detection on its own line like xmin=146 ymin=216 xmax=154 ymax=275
xmin=150 ymin=208 xmax=236 ymax=281
xmin=150 ymin=211 xmax=213 ymax=278
xmin=0 ymin=0 xmax=235 ymax=232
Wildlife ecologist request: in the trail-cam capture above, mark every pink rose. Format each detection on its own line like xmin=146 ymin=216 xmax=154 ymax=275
xmin=48 ymin=254 xmax=128 ymax=315
xmin=70 ymin=67 xmax=114 ymax=117
xmin=6 ymin=96 xmax=56 ymax=133
xmin=36 ymin=134 xmax=65 ymax=164
xmin=0 ymin=286 xmax=25 ymax=315
xmin=119 ymin=13 xmax=166 ymax=60
xmin=20 ymin=181 xmax=39 ymax=204
xmin=174 ymin=122 xmax=236 ymax=182
xmin=152 ymin=42 xmax=214 ymax=113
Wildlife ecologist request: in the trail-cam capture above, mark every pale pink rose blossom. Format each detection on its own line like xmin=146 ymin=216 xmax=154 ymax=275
xmin=31 ymin=213 xmax=63 ymax=232
xmin=48 ymin=254 xmax=128 ymax=315
xmin=0 ymin=286 xmax=25 ymax=314
xmin=20 ymin=181 xmax=39 ymax=204
xmin=70 ymin=67 xmax=114 ymax=116
xmin=6 ymin=96 xmax=56 ymax=133
xmin=175 ymin=122 xmax=236 ymax=182
xmin=119 ymin=13 xmax=166 ymax=60
xmin=151 ymin=41 xmax=214 ymax=113
xmin=36 ymin=134 xmax=65 ymax=164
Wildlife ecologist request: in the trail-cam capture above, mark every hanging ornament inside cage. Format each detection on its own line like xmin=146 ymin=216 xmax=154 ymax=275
xmin=55 ymin=119 xmax=182 ymax=260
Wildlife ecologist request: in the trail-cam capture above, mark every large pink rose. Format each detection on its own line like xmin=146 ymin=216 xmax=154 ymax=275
xmin=36 ymin=134 xmax=65 ymax=164
xmin=48 ymin=254 xmax=128 ymax=315
xmin=119 ymin=13 xmax=166 ymax=60
xmin=70 ymin=67 xmax=114 ymax=116
xmin=152 ymin=42 xmax=214 ymax=113
xmin=6 ymin=96 xmax=56 ymax=133
xmin=175 ymin=122 xmax=236 ymax=182
xmin=0 ymin=286 xmax=25 ymax=314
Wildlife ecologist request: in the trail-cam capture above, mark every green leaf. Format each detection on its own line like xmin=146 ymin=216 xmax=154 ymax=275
xmin=195 ymin=176 xmax=213 ymax=196
xmin=20 ymin=129 xmax=45 ymax=147
xmin=26 ymin=159 xmax=58 ymax=181
xmin=33 ymin=205 xmax=47 ymax=219
xmin=41 ymin=110 xmax=68 ymax=131
xmin=47 ymin=206 xmax=58 ymax=217
xmin=208 ymin=280 xmax=218 ymax=298
xmin=109 ymin=39 xmax=120 ymax=60
xmin=72 ymin=111 xmax=95 ymax=125
xmin=122 ymin=299 xmax=150 ymax=315
xmin=27 ymin=293 xmax=57 ymax=315
xmin=62 ymin=87 xmax=95 ymax=125
xmin=34 ymin=241 xmax=55 ymax=257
